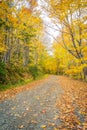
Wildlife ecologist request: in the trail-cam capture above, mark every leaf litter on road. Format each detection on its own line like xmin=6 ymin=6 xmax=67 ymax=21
xmin=56 ymin=76 xmax=87 ymax=130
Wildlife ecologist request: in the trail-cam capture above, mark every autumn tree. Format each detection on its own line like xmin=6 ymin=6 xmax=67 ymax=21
xmin=41 ymin=0 xmax=87 ymax=79
xmin=53 ymin=41 xmax=84 ymax=79
xmin=0 ymin=0 xmax=46 ymax=84
xmin=46 ymin=0 xmax=87 ymax=64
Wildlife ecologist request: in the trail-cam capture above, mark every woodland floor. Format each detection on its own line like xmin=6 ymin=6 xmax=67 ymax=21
xmin=0 ymin=75 xmax=87 ymax=130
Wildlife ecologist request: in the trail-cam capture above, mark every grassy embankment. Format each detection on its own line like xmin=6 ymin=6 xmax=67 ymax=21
xmin=0 ymin=74 xmax=49 ymax=91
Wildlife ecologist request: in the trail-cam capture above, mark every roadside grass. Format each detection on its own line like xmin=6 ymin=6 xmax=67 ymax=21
xmin=0 ymin=74 xmax=49 ymax=91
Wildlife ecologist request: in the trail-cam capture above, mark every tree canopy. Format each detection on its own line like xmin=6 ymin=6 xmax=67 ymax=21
xmin=0 ymin=0 xmax=87 ymax=85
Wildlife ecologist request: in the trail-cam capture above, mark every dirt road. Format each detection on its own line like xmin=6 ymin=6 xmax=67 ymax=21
xmin=0 ymin=76 xmax=63 ymax=130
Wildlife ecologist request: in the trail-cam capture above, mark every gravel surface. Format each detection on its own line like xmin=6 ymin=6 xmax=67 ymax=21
xmin=0 ymin=76 xmax=63 ymax=130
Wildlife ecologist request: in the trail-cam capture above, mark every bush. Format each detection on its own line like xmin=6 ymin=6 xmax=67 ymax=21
xmin=6 ymin=63 xmax=25 ymax=84
xmin=29 ymin=65 xmax=44 ymax=80
xmin=0 ymin=62 xmax=7 ymax=84
xmin=29 ymin=65 xmax=39 ymax=80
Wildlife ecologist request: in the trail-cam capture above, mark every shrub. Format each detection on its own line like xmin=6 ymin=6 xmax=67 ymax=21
xmin=29 ymin=65 xmax=39 ymax=80
xmin=0 ymin=62 xmax=7 ymax=84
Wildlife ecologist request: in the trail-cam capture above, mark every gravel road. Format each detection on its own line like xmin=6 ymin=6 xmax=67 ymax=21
xmin=0 ymin=76 xmax=63 ymax=130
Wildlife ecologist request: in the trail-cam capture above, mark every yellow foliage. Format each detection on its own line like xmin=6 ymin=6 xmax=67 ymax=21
xmin=0 ymin=43 xmax=6 ymax=52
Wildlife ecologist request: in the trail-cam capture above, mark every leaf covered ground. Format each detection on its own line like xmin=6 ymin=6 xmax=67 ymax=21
xmin=0 ymin=75 xmax=87 ymax=130
xmin=0 ymin=77 xmax=49 ymax=102
xmin=56 ymin=76 xmax=87 ymax=130
xmin=0 ymin=76 xmax=63 ymax=130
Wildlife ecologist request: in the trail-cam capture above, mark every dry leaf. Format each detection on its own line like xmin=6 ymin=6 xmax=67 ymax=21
xmin=19 ymin=125 xmax=24 ymax=129
xmin=41 ymin=125 xmax=46 ymax=128
xmin=41 ymin=109 xmax=46 ymax=113
xmin=54 ymin=128 xmax=59 ymax=130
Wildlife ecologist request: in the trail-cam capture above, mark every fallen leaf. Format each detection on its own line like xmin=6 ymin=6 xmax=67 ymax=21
xmin=31 ymin=120 xmax=37 ymax=124
xmin=11 ymin=107 xmax=16 ymax=110
xmin=49 ymin=123 xmax=55 ymax=126
xmin=53 ymin=115 xmax=59 ymax=120
xmin=41 ymin=125 xmax=46 ymax=128
xmin=54 ymin=128 xmax=59 ymax=130
xmin=33 ymin=113 xmax=38 ymax=117
xmin=41 ymin=109 xmax=46 ymax=113
xmin=23 ymin=112 xmax=27 ymax=117
xmin=14 ymin=113 xmax=21 ymax=117
xmin=19 ymin=125 xmax=24 ymax=129
xmin=36 ymin=96 xmax=40 ymax=100
xmin=26 ymin=108 xmax=29 ymax=111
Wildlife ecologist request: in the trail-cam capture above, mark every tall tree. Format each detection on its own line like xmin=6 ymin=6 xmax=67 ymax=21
xmin=46 ymin=0 xmax=87 ymax=64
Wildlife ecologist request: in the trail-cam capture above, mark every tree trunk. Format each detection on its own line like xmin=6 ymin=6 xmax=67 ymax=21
xmin=23 ymin=46 xmax=29 ymax=66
